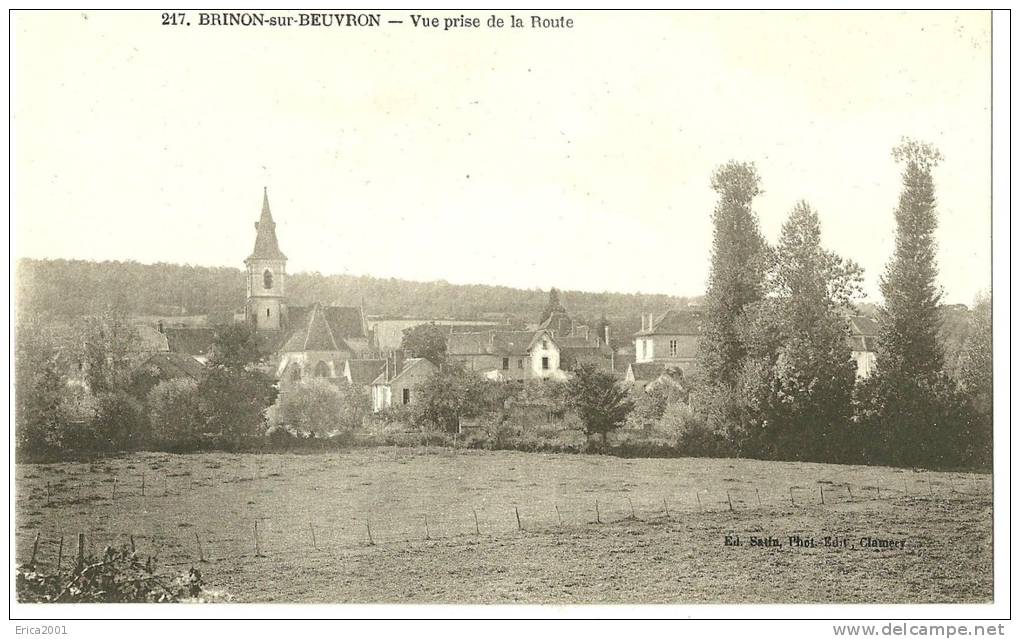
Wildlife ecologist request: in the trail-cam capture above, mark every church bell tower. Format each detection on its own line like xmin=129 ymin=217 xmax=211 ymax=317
xmin=245 ymin=187 xmax=287 ymax=332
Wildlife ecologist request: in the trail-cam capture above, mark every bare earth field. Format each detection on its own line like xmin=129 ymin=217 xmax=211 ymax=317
xmin=15 ymin=448 xmax=993 ymax=604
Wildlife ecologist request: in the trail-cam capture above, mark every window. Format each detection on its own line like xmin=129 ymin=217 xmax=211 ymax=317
xmin=402 ymin=388 xmax=411 ymax=405
xmin=517 ymin=359 xmax=524 ymax=369
xmin=263 ymin=269 xmax=273 ymax=289
xmin=542 ymin=339 xmax=548 ymax=349
xmin=266 ymin=308 xmax=270 ymax=318
xmin=542 ymin=357 xmax=549 ymax=370
xmin=314 ymin=361 xmax=330 ymax=377
xmin=670 ymin=339 xmax=678 ymax=357
xmin=502 ymin=357 xmax=510 ymax=370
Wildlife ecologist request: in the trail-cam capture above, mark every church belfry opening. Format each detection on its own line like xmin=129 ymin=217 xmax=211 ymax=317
xmin=244 ymin=187 xmax=288 ymax=332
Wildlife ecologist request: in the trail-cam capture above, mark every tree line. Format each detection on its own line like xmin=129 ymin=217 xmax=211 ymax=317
xmin=15 ymin=257 xmax=688 ymax=339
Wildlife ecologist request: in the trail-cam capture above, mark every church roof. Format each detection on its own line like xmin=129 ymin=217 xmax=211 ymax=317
xmin=280 ymin=304 xmax=369 ymax=354
xmin=247 ymin=188 xmax=287 ymax=262
xmin=303 ymin=304 xmax=340 ymax=351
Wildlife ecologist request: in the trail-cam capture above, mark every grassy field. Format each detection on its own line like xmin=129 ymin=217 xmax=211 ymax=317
xmin=15 ymin=448 xmax=993 ymax=604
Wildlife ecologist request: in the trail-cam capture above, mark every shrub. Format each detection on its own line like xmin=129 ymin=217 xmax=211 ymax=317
xmin=274 ymin=378 xmax=344 ymax=435
xmin=148 ymin=378 xmax=203 ymax=448
xmin=16 ymin=544 xmax=228 ymax=603
xmin=660 ymin=402 xmax=725 ymax=457
xmin=90 ymin=391 xmax=146 ymax=451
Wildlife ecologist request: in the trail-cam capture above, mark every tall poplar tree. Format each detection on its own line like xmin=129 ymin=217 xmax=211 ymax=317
xmin=878 ymin=139 xmax=946 ymax=380
xmin=698 ymin=161 xmax=769 ymax=389
xmin=863 ymin=139 xmax=964 ymax=467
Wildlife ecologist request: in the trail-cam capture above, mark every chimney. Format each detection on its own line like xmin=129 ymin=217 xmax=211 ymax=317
xmin=641 ymin=314 xmax=647 ymax=331
xmin=392 ymin=350 xmax=405 ymax=380
xmin=157 ymin=320 xmax=164 ymax=334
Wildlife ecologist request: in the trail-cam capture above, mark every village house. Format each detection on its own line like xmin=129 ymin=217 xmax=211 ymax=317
xmin=848 ymin=315 xmax=879 ymax=379
xmin=627 ymin=308 xmax=703 ymax=385
xmin=447 ymin=329 xmax=565 ymax=381
xmin=370 ymin=351 xmax=438 ymax=412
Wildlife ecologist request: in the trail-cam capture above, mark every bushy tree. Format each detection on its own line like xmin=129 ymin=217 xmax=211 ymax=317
xmin=400 ymin=323 xmax=448 ymax=366
xmin=197 ymin=325 xmax=277 ymax=438
xmin=274 ymin=378 xmax=344 ymax=435
xmin=335 ymin=382 xmax=372 ymax=431
xmin=76 ymin=312 xmax=143 ymax=394
xmin=148 ymin=378 xmax=203 ymax=447
xmin=90 ymin=391 xmax=146 ymax=451
xmin=565 ymin=363 xmax=634 ymax=450
xmin=14 ymin=316 xmax=69 ymax=457
xmin=413 ymin=364 xmax=489 ymax=433
xmin=957 ymin=291 xmax=992 ymax=466
xmin=747 ymin=202 xmax=864 ymax=462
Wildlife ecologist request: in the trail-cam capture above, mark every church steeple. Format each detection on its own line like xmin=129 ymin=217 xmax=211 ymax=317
xmin=248 ymin=187 xmax=287 ymax=261
xmin=245 ymin=187 xmax=288 ymax=332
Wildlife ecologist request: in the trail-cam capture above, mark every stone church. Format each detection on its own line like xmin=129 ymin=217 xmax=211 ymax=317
xmin=167 ymin=189 xmax=382 ymax=393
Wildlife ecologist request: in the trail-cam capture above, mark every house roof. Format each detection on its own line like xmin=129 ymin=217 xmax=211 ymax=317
xmin=849 ymin=315 xmax=879 ymax=336
xmin=627 ymin=362 xmax=668 ymax=382
xmin=634 ymin=309 xmax=704 ymax=337
xmin=165 ymin=327 xmax=218 ymax=357
xmin=370 ymin=357 xmax=436 ymax=386
xmin=346 ymin=359 xmax=386 ymax=385
xmin=848 ymin=315 xmax=880 ymax=353
xmin=246 ymin=188 xmax=287 ymax=262
xmin=134 ymin=352 xmax=205 ymax=380
xmin=448 ymin=329 xmax=555 ymax=357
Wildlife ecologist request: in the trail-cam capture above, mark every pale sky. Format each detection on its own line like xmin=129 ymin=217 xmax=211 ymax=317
xmin=12 ymin=10 xmax=991 ymax=304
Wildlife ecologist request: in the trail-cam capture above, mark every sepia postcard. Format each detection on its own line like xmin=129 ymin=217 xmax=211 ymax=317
xmin=6 ymin=6 xmax=1011 ymax=629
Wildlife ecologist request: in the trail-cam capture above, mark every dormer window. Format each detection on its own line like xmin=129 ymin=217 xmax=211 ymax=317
xmin=263 ymin=269 xmax=273 ymax=289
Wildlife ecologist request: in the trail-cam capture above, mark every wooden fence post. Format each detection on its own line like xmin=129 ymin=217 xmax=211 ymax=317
xmin=46 ymin=482 xmax=51 ymax=506
xmin=57 ymin=536 xmax=64 ymax=571
xmin=141 ymin=473 xmax=145 ymax=497
xmin=928 ymin=477 xmax=934 ymax=497
xmin=309 ymin=522 xmax=317 ymax=549
xmin=253 ymin=520 xmax=261 ymax=556
xmin=663 ymin=498 xmax=670 ymax=520
xmin=876 ymin=485 xmax=881 ymax=500
xmin=628 ymin=497 xmax=636 ymax=519
xmin=129 ymin=535 xmax=136 ymax=553
xmin=473 ymin=508 xmax=480 ymax=535
xmin=696 ymin=492 xmax=703 ymax=511
xmin=756 ymin=488 xmax=762 ymax=507
xmin=819 ymin=486 xmax=825 ymax=505
xmin=424 ymin=515 xmax=430 ymax=540
xmin=111 ymin=478 xmax=117 ymax=500
xmin=555 ymin=504 xmax=562 ymax=525
xmin=515 ymin=506 xmax=522 ymax=531
xmin=790 ymin=486 xmax=795 ymax=506
xmin=164 ymin=476 xmax=169 ymax=497
xmin=366 ymin=520 xmax=374 ymax=546
xmin=195 ymin=532 xmax=205 ymax=562
xmin=726 ymin=491 xmax=734 ymax=512
xmin=848 ymin=486 xmax=855 ymax=501
xmin=595 ymin=499 xmax=601 ymax=524
xmin=30 ymin=532 xmax=40 ymax=565
xmin=76 ymin=533 xmax=85 ymax=570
